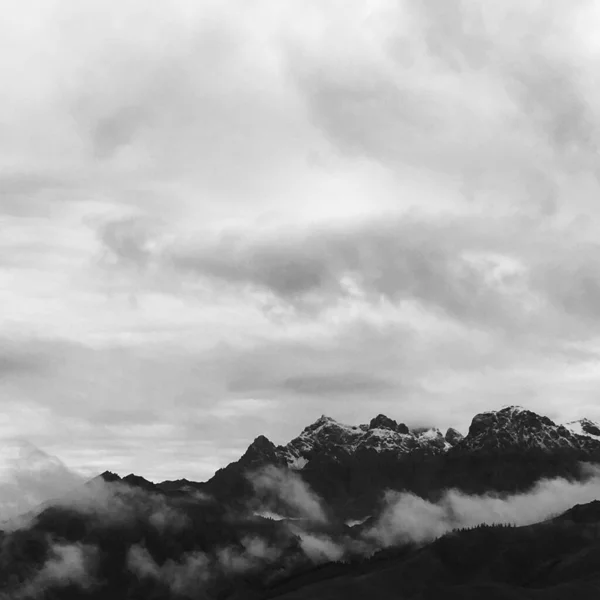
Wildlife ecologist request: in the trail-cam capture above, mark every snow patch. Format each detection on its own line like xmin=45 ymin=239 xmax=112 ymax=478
xmin=288 ymin=456 xmax=308 ymax=470
xmin=345 ymin=516 xmax=371 ymax=527
xmin=416 ymin=428 xmax=443 ymax=441
xmin=565 ymin=419 xmax=600 ymax=441
xmin=253 ymin=511 xmax=286 ymax=521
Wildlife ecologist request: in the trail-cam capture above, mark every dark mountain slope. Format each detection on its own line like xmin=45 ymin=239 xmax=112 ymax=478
xmin=3 ymin=405 xmax=600 ymax=598
xmin=259 ymin=504 xmax=600 ymax=600
xmin=199 ymin=407 xmax=600 ymax=520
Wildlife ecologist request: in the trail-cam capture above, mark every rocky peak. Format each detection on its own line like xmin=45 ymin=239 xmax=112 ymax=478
xmin=461 ymin=406 xmax=600 ymax=453
xmin=241 ymin=435 xmax=282 ymax=466
xmin=368 ymin=414 xmax=409 ymax=434
xmin=305 ymin=415 xmax=337 ymax=432
xmin=122 ymin=474 xmax=156 ymax=491
xmin=250 ymin=435 xmax=275 ymax=450
xmin=445 ymin=427 xmax=464 ymax=445
xmin=99 ymin=470 xmax=122 ymax=483
xmin=468 ymin=406 xmax=555 ymax=438
xmin=576 ymin=418 xmax=600 ymax=437
xmin=284 ymin=416 xmax=364 ymax=462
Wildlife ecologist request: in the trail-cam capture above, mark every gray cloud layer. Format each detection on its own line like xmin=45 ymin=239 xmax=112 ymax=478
xmin=3 ymin=0 xmax=600 ymax=480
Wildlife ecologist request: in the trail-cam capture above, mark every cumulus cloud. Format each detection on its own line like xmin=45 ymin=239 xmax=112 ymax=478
xmin=365 ymin=464 xmax=600 ymax=547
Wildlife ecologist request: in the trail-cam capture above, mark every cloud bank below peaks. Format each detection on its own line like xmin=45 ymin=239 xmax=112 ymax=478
xmin=365 ymin=463 xmax=600 ymax=547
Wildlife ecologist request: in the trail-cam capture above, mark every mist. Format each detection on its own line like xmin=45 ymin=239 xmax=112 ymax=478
xmin=0 ymin=439 xmax=88 ymax=526
xmin=248 ymin=465 xmax=329 ymax=523
xmin=365 ymin=464 xmax=600 ymax=547
xmin=5 ymin=541 xmax=98 ymax=600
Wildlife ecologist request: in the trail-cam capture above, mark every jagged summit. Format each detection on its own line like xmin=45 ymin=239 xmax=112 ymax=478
xmin=276 ymin=413 xmax=461 ymax=469
xmin=499 ymin=404 xmax=528 ymax=413
xmin=565 ymin=418 xmax=600 ymax=440
xmin=314 ymin=414 xmax=336 ymax=425
xmin=368 ymin=414 xmax=409 ymax=434
xmin=445 ymin=427 xmax=464 ymax=445
xmin=122 ymin=474 xmax=156 ymax=490
xmin=249 ymin=434 xmax=275 ymax=450
xmin=85 ymin=406 xmax=600 ymax=496
xmin=460 ymin=406 xmax=600 ymax=453
xmin=241 ymin=435 xmax=285 ymax=468
xmin=302 ymin=415 xmax=345 ymax=433
xmin=98 ymin=470 xmax=121 ymax=483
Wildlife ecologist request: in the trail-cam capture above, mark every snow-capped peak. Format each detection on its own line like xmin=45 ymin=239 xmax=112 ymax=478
xmin=564 ymin=418 xmax=600 ymax=441
xmin=460 ymin=406 xmax=600 ymax=453
xmin=498 ymin=405 xmax=528 ymax=418
xmin=413 ymin=427 xmax=443 ymax=440
xmin=282 ymin=415 xmax=365 ymax=465
xmin=278 ymin=414 xmax=462 ymax=468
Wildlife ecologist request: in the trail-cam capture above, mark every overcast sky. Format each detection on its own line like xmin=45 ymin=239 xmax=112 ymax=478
xmin=3 ymin=0 xmax=600 ymax=482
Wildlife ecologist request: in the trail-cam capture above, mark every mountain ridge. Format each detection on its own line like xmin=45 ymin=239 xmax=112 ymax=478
xmin=83 ymin=405 xmax=600 ymax=488
xmin=4 ymin=405 xmax=600 ymax=599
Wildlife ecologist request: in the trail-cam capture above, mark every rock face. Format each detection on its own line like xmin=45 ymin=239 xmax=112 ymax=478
xmin=581 ymin=419 xmax=600 ymax=437
xmin=445 ymin=427 xmax=464 ymax=445
xmin=196 ymin=405 xmax=600 ymax=519
xmin=242 ymin=435 xmax=284 ymax=467
xmin=458 ymin=406 xmax=600 ymax=453
xmin=249 ymin=408 xmax=600 ymax=472
xmin=368 ymin=414 xmax=409 ymax=434
xmin=565 ymin=418 xmax=600 ymax=440
xmin=122 ymin=474 xmax=156 ymax=491
xmin=277 ymin=414 xmax=456 ymax=469
xmin=90 ymin=406 xmax=600 ymax=522
xmin=98 ymin=470 xmax=121 ymax=483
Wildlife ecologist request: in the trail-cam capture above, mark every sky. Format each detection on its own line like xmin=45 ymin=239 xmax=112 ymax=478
xmin=3 ymin=0 xmax=600 ymax=482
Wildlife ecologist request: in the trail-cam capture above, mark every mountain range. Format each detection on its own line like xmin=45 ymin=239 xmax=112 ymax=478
xmin=3 ymin=405 xmax=600 ymax=599
xmin=189 ymin=405 xmax=600 ymax=520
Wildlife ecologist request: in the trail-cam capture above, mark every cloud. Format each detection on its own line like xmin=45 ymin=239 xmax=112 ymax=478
xmin=163 ymin=213 xmax=533 ymax=327
xmin=127 ymin=534 xmax=287 ymax=595
xmin=0 ymin=338 xmax=57 ymax=379
xmin=217 ymin=535 xmax=282 ymax=574
xmin=4 ymin=0 xmax=600 ymax=488
xmin=365 ymin=464 xmax=600 ymax=547
xmin=51 ymin=478 xmax=191 ymax=534
xmin=96 ymin=215 xmax=162 ymax=271
xmin=0 ymin=439 xmax=87 ymax=526
xmin=155 ymin=210 xmax=600 ymax=355
xmin=529 ymin=244 xmax=600 ymax=323
xmin=127 ymin=544 xmax=211 ymax=597
xmin=292 ymin=0 xmax=600 ymax=172
xmin=282 ymin=372 xmax=394 ymax=396
xmin=249 ymin=466 xmax=329 ymax=523
xmin=293 ymin=531 xmax=345 ymax=563
xmin=12 ymin=542 xmax=98 ymax=599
